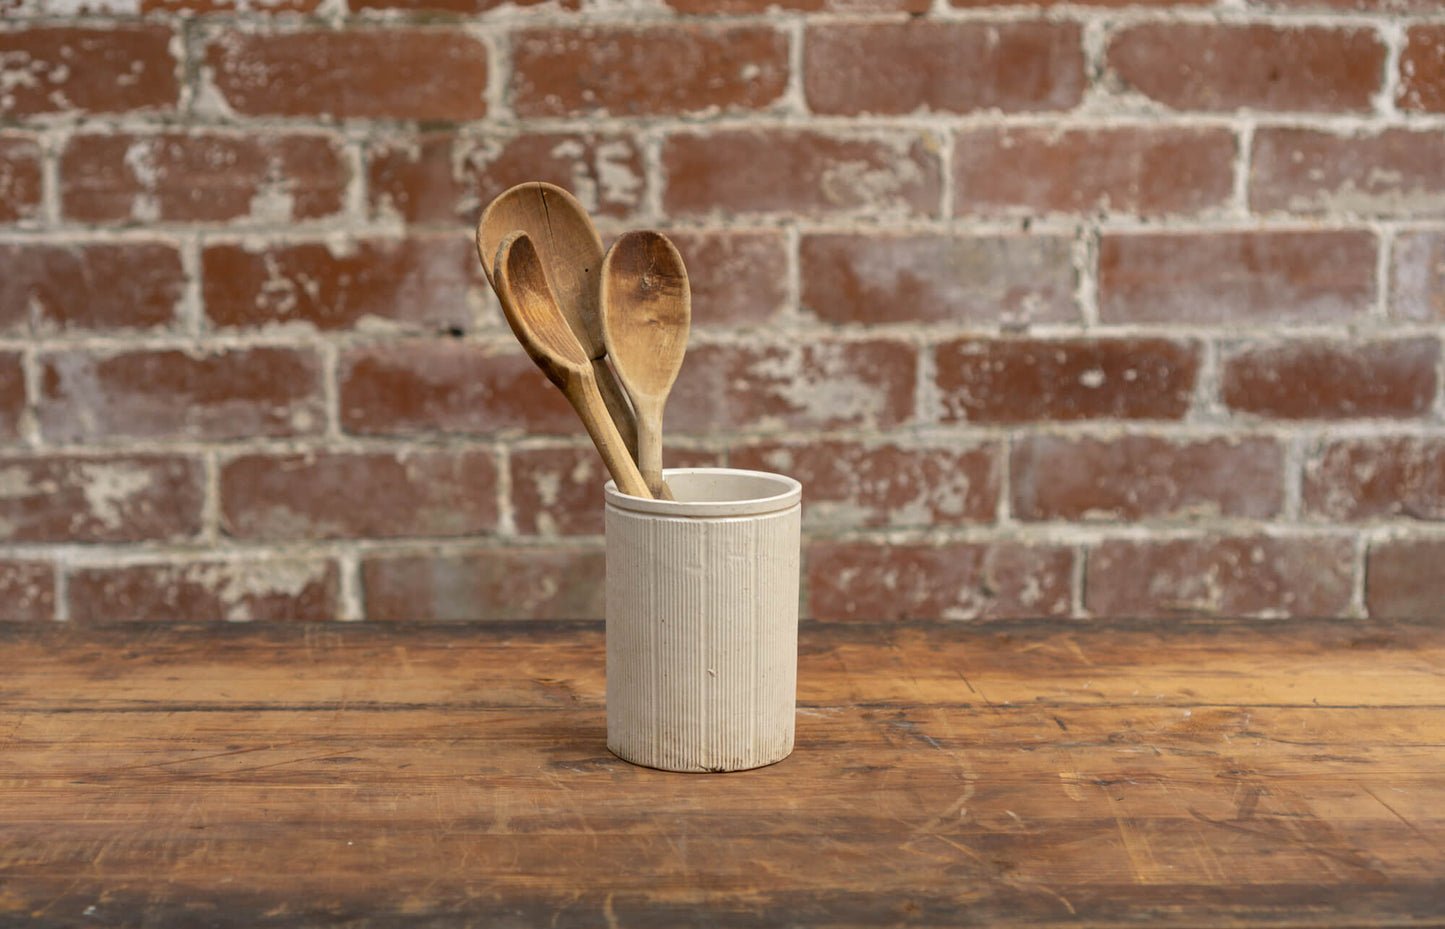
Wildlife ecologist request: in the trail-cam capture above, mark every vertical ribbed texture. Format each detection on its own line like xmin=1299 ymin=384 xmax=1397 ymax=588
xmin=606 ymin=505 xmax=800 ymax=772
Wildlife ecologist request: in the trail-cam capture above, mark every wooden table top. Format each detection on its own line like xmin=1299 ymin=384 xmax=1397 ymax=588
xmin=2 ymin=618 xmax=1442 ymax=928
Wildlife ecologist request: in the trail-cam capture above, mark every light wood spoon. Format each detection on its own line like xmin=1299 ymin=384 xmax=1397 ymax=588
xmin=493 ymin=231 xmax=651 ymax=500
xmin=600 ymin=231 xmax=691 ymax=501
xmin=476 ymin=182 xmax=638 ymax=459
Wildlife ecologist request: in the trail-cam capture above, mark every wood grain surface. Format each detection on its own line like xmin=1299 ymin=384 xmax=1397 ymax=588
xmin=1 ymin=619 xmax=1442 ymax=928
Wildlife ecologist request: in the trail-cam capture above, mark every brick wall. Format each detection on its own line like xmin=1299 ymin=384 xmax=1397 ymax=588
xmin=0 ymin=0 xmax=1441 ymax=623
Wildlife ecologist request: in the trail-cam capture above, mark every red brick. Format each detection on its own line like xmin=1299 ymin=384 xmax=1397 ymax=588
xmin=1251 ymin=129 xmax=1445 ymax=218
xmin=354 ymin=0 xmax=574 ymax=11
xmin=670 ymin=0 xmax=925 ymax=11
xmin=39 ymin=347 xmax=325 ymax=442
xmin=663 ymin=130 xmax=942 ymax=219
xmin=0 ymin=352 xmax=23 ymax=444
xmin=206 ymin=29 xmax=486 ymax=121
xmin=1012 ymin=435 xmax=1284 ymax=522
xmin=0 ymin=243 xmax=184 ymax=334
xmin=368 ymin=132 xmax=644 ymax=225
xmin=1221 ymin=338 xmax=1438 ymax=420
xmin=0 ymin=134 xmax=43 ymax=224
xmin=668 ymin=340 xmax=916 ymax=433
xmin=1086 ymin=536 xmax=1354 ymax=618
xmin=800 ymin=233 xmax=1075 ymax=327
xmin=668 ymin=231 xmax=788 ymax=328
xmin=1108 ymin=24 xmax=1384 ymax=113
xmin=1366 ymin=540 xmax=1445 ymax=619
xmin=339 ymin=341 xmax=577 ymax=437
xmin=805 ymin=540 xmax=1073 ymax=620
xmin=1303 ymin=438 xmax=1445 ymax=521
xmin=806 ymin=23 xmax=1083 ymax=116
xmin=514 ymin=25 xmax=787 ymax=118
xmin=934 ymin=338 xmax=1200 ymax=424
xmin=1098 ymin=231 xmax=1375 ymax=325
xmin=61 ymin=132 xmax=348 ymax=224
xmin=955 ymin=127 xmax=1235 ymax=218
xmin=363 ymin=547 xmax=603 ymax=622
xmin=1392 ymin=231 xmax=1445 ymax=322
xmin=0 ymin=562 xmax=54 ymax=622
xmin=0 ymin=26 xmax=178 ymax=118
xmin=511 ymin=444 xmax=721 ymax=536
xmin=221 ymin=450 xmax=498 ymax=541
xmin=68 ymin=560 xmax=339 ymax=624
xmin=1398 ymin=26 xmax=1445 ymax=113
xmin=731 ymin=438 xmax=1001 ymax=529
xmin=202 ymin=235 xmax=477 ymax=333
xmin=0 ymin=455 xmax=203 ymax=543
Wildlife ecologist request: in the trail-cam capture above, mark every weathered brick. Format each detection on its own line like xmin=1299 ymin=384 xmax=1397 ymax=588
xmin=1012 ymin=435 xmax=1284 ymax=522
xmin=144 ymin=0 xmax=323 ymax=11
xmin=669 ymin=231 xmax=787 ymax=328
xmin=1398 ymin=26 xmax=1445 ymax=113
xmin=801 ymin=233 xmax=1075 ymax=327
xmin=1366 ymin=539 xmax=1445 ymax=619
xmin=1392 ymin=231 xmax=1445 ymax=321
xmin=202 ymin=235 xmax=476 ymax=333
xmin=806 ymin=540 xmax=1074 ymax=620
xmin=955 ymin=0 xmax=1209 ymax=5
xmin=0 ymin=562 xmax=54 ymax=622
xmin=0 ymin=26 xmax=178 ymax=117
xmin=368 ymin=132 xmax=644 ymax=225
xmin=353 ymin=0 xmax=574 ymax=10
xmin=955 ymin=127 xmax=1235 ymax=218
xmin=363 ymin=547 xmax=603 ymax=622
xmin=1221 ymin=338 xmax=1439 ymax=419
xmin=0 ymin=352 xmax=24 ymax=444
xmin=669 ymin=0 xmax=926 ymax=11
xmin=0 ymin=243 xmax=184 ymax=334
xmin=668 ymin=340 xmax=916 ymax=433
xmin=514 ymin=25 xmax=787 ymax=118
xmin=61 ymin=132 xmax=348 ymax=224
xmin=221 ymin=450 xmax=498 ymax=540
xmin=0 ymin=455 xmax=203 ymax=543
xmin=68 ymin=560 xmax=339 ymax=624
xmin=1098 ymin=231 xmax=1375 ymax=325
xmin=1303 ymin=438 xmax=1445 ymax=521
xmin=1086 ymin=536 xmax=1354 ymax=618
xmin=339 ymin=341 xmax=576 ymax=437
xmin=0 ymin=134 xmax=43 ymax=224
xmin=806 ymin=22 xmax=1083 ymax=116
xmin=731 ymin=438 xmax=1001 ymax=529
xmin=39 ymin=347 xmax=325 ymax=442
xmin=1255 ymin=0 xmax=1441 ymax=9
xmin=1108 ymin=24 xmax=1384 ymax=113
xmin=511 ymin=444 xmax=722 ymax=536
xmin=934 ymin=338 xmax=1200 ymax=424
xmin=663 ymin=130 xmax=942 ymax=219
xmin=205 ymin=29 xmax=486 ymax=121
xmin=1251 ymin=129 xmax=1445 ymax=218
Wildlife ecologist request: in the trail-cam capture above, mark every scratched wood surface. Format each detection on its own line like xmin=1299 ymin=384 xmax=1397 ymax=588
xmin=2 ymin=619 xmax=1442 ymax=928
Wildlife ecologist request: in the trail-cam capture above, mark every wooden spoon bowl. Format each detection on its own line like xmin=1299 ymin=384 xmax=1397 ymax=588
xmin=493 ymin=231 xmax=651 ymax=500
xmin=600 ymin=231 xmax=691 ymax=499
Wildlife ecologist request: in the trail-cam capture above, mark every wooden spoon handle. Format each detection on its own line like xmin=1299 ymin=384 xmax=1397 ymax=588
xmin=591 ymin=359 xmax=638 ymax=461
xmin=566 ymin=372 xmax=651 ymax=499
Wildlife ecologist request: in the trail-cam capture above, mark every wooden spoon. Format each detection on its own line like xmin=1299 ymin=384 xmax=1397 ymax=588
xmin=493 ymin=231 xmax=651 ymax=500
xmin=476 ymin=182 xmax=638 ymax=459
xmin=600 ymin=231 xmax=691 ymax=500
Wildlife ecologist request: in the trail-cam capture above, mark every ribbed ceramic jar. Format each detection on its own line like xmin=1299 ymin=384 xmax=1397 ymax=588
xmin=604 ymin=468 xmax=802 ymax=773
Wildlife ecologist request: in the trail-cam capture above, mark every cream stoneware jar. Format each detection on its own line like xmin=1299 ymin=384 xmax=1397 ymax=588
xmin=604 ymin=468 xmax=802 ymax=773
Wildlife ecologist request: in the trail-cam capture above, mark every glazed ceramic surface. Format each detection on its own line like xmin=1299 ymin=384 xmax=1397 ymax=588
xmin=604 ymin=468 xmax=802 ymax=772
